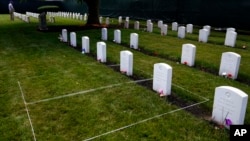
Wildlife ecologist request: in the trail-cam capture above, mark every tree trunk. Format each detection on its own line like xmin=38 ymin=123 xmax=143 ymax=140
xmin=84 ymin=0 xmax=100 ymax=25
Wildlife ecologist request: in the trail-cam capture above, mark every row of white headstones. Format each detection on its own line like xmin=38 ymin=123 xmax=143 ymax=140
xmin=61 ymin=28 xmax=248 ymax=129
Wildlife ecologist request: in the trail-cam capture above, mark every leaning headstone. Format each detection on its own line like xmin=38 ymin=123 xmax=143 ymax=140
xmin=120 ymin=50 xmax=133 ymax=76
xmin=178 ymin=26 xmax=186 ymax=39
xmin=82 ymin=36 xmax=89 ymax=54
xmin=198 ymin=29 xmax=209 ymax=43
xmin=181 ymin=44 xmax=196 ymax=67
xmin=130 ymin=33 xmax=139 ymax=49
xmin=97 ymin=42 xmax=106 ymax=63
xmin=62 ymin=29 xmax=68 ymax=42
xmin=70 ymin=32 xmax=77 ymax=47
xmin=161 ymin=24 xmax=168 ymax=36
xmin=212 ymin=86 xmax=248 ymax=129
xmin=153 ymin=63 xmax=172 ymax=96
xmin=219 ymin=52 xmax=241 ymax=79
xmin=158 ymin=20 xmax=163 ymax=28
xmin=186 ymin=24 xmax=193 ymax=33
xmin=101 ymin=28 xmax=108 ymax=41
xmin=172 ymin=22 xmax=178 ymax=31
xmin=147 ymin=22 xmax=153 ymax=33
xmin=224 ymin=31 xmax=237 ymax=47
xmin=114 ymin=29 xmax=121 ymax=44
xmin=134 ymin=21 xmax=140 ymax=30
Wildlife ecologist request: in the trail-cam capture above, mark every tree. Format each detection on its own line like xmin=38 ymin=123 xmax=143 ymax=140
xmin=79 ymin=0 xmax=100 ymax=25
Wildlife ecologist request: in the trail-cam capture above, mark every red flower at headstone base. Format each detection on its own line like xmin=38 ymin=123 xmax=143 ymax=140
xmin=184 ymin=61 xmax=188 ymax=65
xmin=227 ymin=74 xmax=232 ymax=78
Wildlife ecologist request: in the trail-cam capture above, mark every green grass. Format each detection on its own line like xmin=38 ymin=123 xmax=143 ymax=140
xmin=1 ymin=14 xmax=250 ymax=141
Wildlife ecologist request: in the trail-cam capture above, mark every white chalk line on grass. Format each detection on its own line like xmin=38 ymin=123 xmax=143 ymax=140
xmin=26 ymin=78 xmax=153 ymax=105
xmin=172 ymin=83 xmax=209 ymax=101
xmin=18 ymin=81 xmax=37 ymax=141
xmin=83 ymin=99 xmax=209 ymax=141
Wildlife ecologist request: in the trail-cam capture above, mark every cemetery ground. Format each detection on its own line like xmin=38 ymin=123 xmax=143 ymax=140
xmin=0 ymin=14 xmax=250 ymax=141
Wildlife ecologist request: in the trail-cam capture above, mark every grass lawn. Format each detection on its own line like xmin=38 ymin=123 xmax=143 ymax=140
xmin=1 ymin=14 xmax=249 ymax=141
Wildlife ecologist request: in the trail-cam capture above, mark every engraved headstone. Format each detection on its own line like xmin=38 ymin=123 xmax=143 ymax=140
xmin=186 ymin=24 xmax=193 ymax=33
xmin=82 ymin=36 xmax=89 ymax=54
xmin=62 ymin=29 xmax=67 ymax=42
xmin=153 ymin=63 xmax=172 ymax=96
xmin=219 ymin=52 xmax=241 ymax=79
xmin=172 ymin=22 xmax=178 ymax=31
xmin=178 ymin=26 xmax=186 ymax=39
xmin=120 ymin=50 xmax=133 ymax=76
xmin=114 ymin=29 xmax=121 ymax=44
xmin=161 ymin=24 xmax=168 ymax=36
xmin=147 ymin=22 xmax=153 ymax=33
xmin=181 ymin=44 xmax=196 ymax=67
xmin=70 ymin=32 xmax=77 ymax=47
xmin=101 ymin=28 xmax=108 ymax=41
xmin=203 ymin=25 xmax=211 ymax=35
xmin=224 ymin=31 xmax=237 ymax=47
xmin=134 ymin=21 xmax=140 ymax=30
xmin=212 ymin=86 xmax=248 ymax=129
xmin=199 ymin=29 xmax=209 ymax=43
xmin=97 ymin=42 xmax=106 ymax=63
xmin=158 ymin=20 xmax=163 ymax=28
xmin=130 ymin=33 xmax=139 ymax=49
xmin=124 ymin=20 xmax=129 ymax=29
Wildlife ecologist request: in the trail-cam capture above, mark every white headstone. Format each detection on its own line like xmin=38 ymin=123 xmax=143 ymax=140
xmin=161 ymin=24 xmax=168 ymax=36
xmin=130 ymin=33 xmax=139 ymax=49
xmin=134 ymin=21 xmax=140 ymax=30
xmin=203 ymin=25 xmax=211 ymax=35
xmin=62 ymin=29 xmax=67 ymax=42
xmin=124 ymin=20 xmax=129 ymax=29
xmin=99 ymin=16 xmax=103 ymax=24
xmin=125 ymin=17 xmax=129 ymax=21
xmin=153 ymin=63 xmax=172 ymax=96
xmin=97 ymin=42 xmax=106 ymax=63
xmin=118 ymin=16 xmax=122 ymax=25
xmin=70 ymin=32 xmax=77 ymax=47
xmin=172 ymin=22 xmax=178 ymax=31
xmin=147 ymin=19 xmax=151 ymax=27
xmin=219 ymin=52 xmax=241 ymax=79
xmin=178 ymin=26 xmax=186 ymax=39
xmin=120 ymin=50 xmax=133 ymax=76
xmin=84 ymin=13 xmax=88 ymax=21
xmin=147 ymin=22 xmax=153 ymax=33
xmin=212 ymin=86 xmax=248 ymax=129
xmin=199 ymin=29 xmax=209 ymax=43
xmin=82 ymin=36 xmax=89 ymax=54
xmin=158 ymin=20 xmax=163 ymax=28
xmin=105 ymin=17 xmax=110 ymax=25
xmin=101 ymin=28 xmax=108 ymax=41
xmin=224 ymin=31 xmax=237 ymax=47
xmin=114 ymin=29 xmax=121 ymax=44
xmin=181 ymin=44 xmax=196 ymax=67
xmin=227 ymin=27 xmax=235 ymax=32
xmin=186 ymin=24 xmax=193 ymax=33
